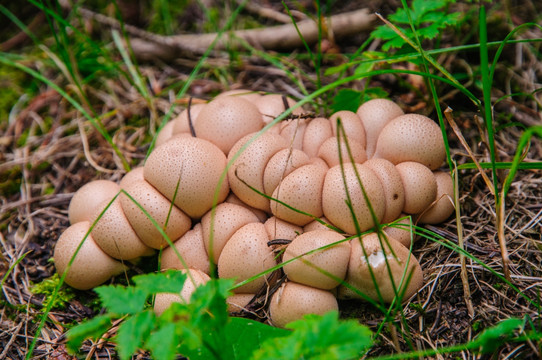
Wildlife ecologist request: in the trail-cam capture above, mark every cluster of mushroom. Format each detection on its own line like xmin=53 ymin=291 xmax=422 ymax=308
xmin=54 ymin=91 xmax=454 ymax=327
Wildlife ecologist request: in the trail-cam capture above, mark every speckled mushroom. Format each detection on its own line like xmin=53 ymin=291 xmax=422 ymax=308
xmin=68 ymin=180 xmax=120 ymax=224
xmin=269 ymin=281 xmax=338 ymax=328
xmin=144 ymin=136 xmax=230 ymax=219
xmin=374 ymin=113 xmax=446 ymax=170
xmin=54 ymin=221 xmax=125 ymax=290
xmin=282 ymin=230 xmax=350 ymax=290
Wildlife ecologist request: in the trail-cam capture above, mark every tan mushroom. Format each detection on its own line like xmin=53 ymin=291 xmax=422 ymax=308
xmin=68 ymin=180 xmax=120 ymax=224
xmin=54 ymin=221 xmax=125 ymax=290
xmin=282 ymin=230 xmax=350 ymax=290
xmin=269 ymin=281 xmax=338 ymax=328
xmin=338 ymin=232 xmax=423 ymax=303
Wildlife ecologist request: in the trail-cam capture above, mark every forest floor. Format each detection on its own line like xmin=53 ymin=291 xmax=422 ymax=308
xmin=1 ymin=0 xmax=542 ymax=359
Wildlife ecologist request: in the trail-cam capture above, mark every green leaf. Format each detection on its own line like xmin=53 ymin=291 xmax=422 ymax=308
xmin=116 ymin=310 xmax=157 ymax=360
xmin=133 ymin=270 xmax=187 ymax=295
xmin=473 ymin=318 xmax=524 ymax=354
xmin=330 ymin=89 xmax=363 ymax=113
xmin=252 ymin=311 xmax=373 ymax=360
xmin=95 ymin=285 xmax=148 ymax=315
xmin=66 ymin=314 xmax=114 ymax=353
xmin=146 ymin=322 xmax=181 ymax=360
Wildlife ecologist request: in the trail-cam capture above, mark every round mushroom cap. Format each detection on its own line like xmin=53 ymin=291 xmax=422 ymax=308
xmin=227 ymin=132 xmax=287 ymax=212
xmin=357 ymin=99 xmax=404 ymax=158
xmin=216 ymin=89 xmax=262 ymax=103
xmin=269 ymin=281 xmax=338 ymax=328
xmin=303 ymin=216 xmax=333 ymax=233
xmin=364 ymin=158 xmax=405 ymax=223
xmin=54 ymin=221 xmax=125 ymax=290
xmin=217 ymin=222 xmax=276 ymax=293
xmin=338 ymin=232 xmax=423 ymax=303
xmin=90 ymin=197 xmax=154 ymax=260
xmin=226 ymin=293 xmax=255 ymax=313
xmin=302 ymin=117 xmax=333 ymax=158
xmin=200 ymin=202 xmax=260 ymax=263
xmin=194 ymin=96 xmax=264 ymax=154
xmin=395 ymin=162 xmax=438 ymax=215
xmin=153 ymin=269 xmax=211 ymax=315
xmin=225 ymin=192 xmax=269 ymax=222
xmin=144 ymin=136 xmax=230 ymax=219
xmin=254 ymin=94 xmax=303 ymax=124
xmin=154 ymin=120 xmax=177 ymax=148
xmin=263 ymin=148 xmax=310 ymax=196
xmin=271 ymin=164 xmax=327 ymax=226
xmin=280 ymin=118 xmax=309 ymax=150
xmin=317 ymin=136 xmax=367 ymax=168
xmin=282 ymin=230 xmax=350 ymax=290
xmin=171 ymin=103 xmax=206 ymax=135
xmin=161 ymin=223 xmax=210 ymax=274
xmin=68 ymin=180 xmax=120 ymax=224
xmin=329 ymin=110 xmax=367 ymax=148
xmin=121 ymin=180 xmax=192 ymax=249
xmin=322 ymin=163 xmax=386 ymax=234
xmin=119 ymin=167 xmax=145 ymax=190
xmin=374 ymin=113 xmax=446 ymax=170
xmin=417 ymin=171 xmax=455 ymax=224
xmin=264 ymin=216 xmax=303 ymax=241
xmin=383 ymin=215 xmax=417 ymax=248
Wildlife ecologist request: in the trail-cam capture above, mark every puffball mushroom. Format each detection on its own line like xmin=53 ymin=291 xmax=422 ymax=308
xmin=54 ymin=221 xmax=125 ymax=290
xmin=144 ymin=136 xmax=230 ymax=219
xmin=338 ymin=232 xmax=423 ymax=303
xmin=417 ymin=171 xmax=455 ymax=224
xmin=200 ymin=202 xmax=261 ymax=263
xmin=154 ymin=268 xmax=211 ymax=315
xmin=269 ymin=281 xmax=338 ymax=328
xmin=395 ymin=161 xmax=438 ymax=215
xmin=263 ymin=148 xmax=310 ymax=196
xmin=364 ymin=158 xmax=405 ymax=223
xmin=171 ymin=103 xmax=206 ymax=135
xmin=329 ymin=110 xmax=367 ymax=149
xmin=357 ymin=98 xmax=404 ymax=158
xmin=119 ymin=166 xmax=145 ymax=190
xmin=302 ymin=117 xmax=333 ymax=158
xmin=218 ymin=222 xmax=277 ymax=293
xmin=271 ymin=164 xmax=327 ymax=226
xmin=161 ymin=223 xmax=210 ymax=274
xmin=317 ymin=136 xmax=367 ymax=168
xmin=227 ymin=293 xmax=255 ymax=313
xmin=264 ymin=216 xmax=303 ymax=241
xmin=194 ymin=96 xmax=264 ymax=155
xmin=383 ymin=215 xmax=417 ymax=248
xmin=68 ymin=180 xmax=120 ymax=224
xmin=282 ymin=230 xmax=350 ymax=290
xmin=374 ymin=113 xmax=446 ymax=170
xmin=90 ymin=197 xmax=154 ymax=260
xmin=227 ymin=132 xmax=288 ymax=212
xmin=322 ymin=163 xmax=386 ymax=234
xmin=254 ymin=94 xmax=302 ymax=125
xmin=120 ymin=179 xmax=192 ymax=249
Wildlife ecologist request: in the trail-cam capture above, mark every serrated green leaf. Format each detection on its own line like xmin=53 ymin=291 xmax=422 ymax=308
xmin=473 ymin=318 xmax=524 ymax=354
xmin=66 ymin=314 xmax=114 ymax=353
xmin=252 ymin=311 xmax=373 ymax=360
xmin=330 ymin=89 xmax=363 ymax=113
xmin=146 ymin=322 xmax=181 ymax=360
xmin=229 ymin=317 xmax=290 ymax=359
xmin=116 ymin=310 xmax=157 ymax=360
xmin=132 ymin=269 xmax=187 ymax=295
xmin=95 ymin=285 xmax=148 ymax=315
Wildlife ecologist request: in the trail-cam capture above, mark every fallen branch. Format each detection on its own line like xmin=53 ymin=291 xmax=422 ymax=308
xmin=75 ymin=7 xmax=376 ymax=60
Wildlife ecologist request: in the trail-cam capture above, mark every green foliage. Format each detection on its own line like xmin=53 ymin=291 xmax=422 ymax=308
xmin=472 ymin=318 xmax=524 ymax=354
xmin=30 ymin=274 xmax=75 ymax=310
xmin=252 ymin=311 xmax=373 ymax=360
xmin=330 ymin=88 xmax=389 ymax=113
xmin=371 ymin=0 xmax=461 ymax=51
